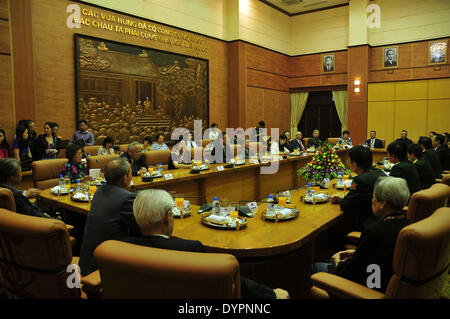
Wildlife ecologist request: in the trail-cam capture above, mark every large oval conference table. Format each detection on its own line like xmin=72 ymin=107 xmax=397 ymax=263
xmin=39 ymin=150 xmax=356 ymax=298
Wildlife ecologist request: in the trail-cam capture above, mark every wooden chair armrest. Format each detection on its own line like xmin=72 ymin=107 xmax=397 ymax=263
xmin=443 ymin=170 xmax=449 ymax=174
xmin=402 ymin=206 xmax=408 ymax=213
xmin=311 ymin=272 xmax=385 ymax=299
xmin=65 ymin=224 xmax=74 ymax=231
xmin=436 ymin=179 xmax=442 ymax=183
xmin=346 ymin=231 xmax=361 ymax=245
xmin=81 ymin=270 xmax=103 ymax=299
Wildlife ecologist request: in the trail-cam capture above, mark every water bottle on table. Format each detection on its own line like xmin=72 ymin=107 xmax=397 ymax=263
xmin=267 ymin=195 xmax=275 ymax=215
xmin=383 ymin=157 xmax=389 ymax=170
xmin=75 ymin=179 xmax=81 ymax=193
xmin=337 ymin=172 xmax=343 ymax=187
xmin=306 ymin=182 xmax=315 ymax=198
xmin=212 ymin=197 xmax=220 ymax=216
xmin=159 ymin=163 xmax=164 ymax=174
xmin=59 ymin=175 xmax=65 ymax=192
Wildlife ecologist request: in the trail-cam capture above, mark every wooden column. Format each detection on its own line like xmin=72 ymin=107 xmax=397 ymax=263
xmin=227 ymin=41 xmax=246 ymax=129
xmin=9 ymin=0 xmax=35 ymax=121
xmin=347 ymin=45 xmax=369 ymax=145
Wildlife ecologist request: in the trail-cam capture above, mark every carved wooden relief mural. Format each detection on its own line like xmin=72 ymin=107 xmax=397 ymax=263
xmin=75 ymin=34 xmax=209 ymax=145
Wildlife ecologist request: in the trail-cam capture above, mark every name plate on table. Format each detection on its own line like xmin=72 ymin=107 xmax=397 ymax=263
xmin=164 ymin=173 xmax=174 ymax=180
xmin=250 ymin=159 xmax=259 ymax=165
xmin=89 ymin=168 xmax=100 ymax=179
xmin=216 ymin=166 xmax=224 ymax=171
xmin=247 ymin=201 xmax=258 ymax=211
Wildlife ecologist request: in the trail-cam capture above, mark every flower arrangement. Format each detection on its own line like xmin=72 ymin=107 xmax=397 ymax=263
xmin=297 ymin=142 xmax=351 ymax=183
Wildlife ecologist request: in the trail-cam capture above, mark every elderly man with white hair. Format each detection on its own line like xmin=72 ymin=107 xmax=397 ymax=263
xmin=119 ymin=141 xmax=149 ymax=176
xmin=122 ymin=189 xmax=290 ymax=299
xmin=311 ymin=176 xmax=412 ymax=293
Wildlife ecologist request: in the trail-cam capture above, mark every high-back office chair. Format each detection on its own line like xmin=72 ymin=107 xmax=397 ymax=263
xmin=312 ymin=207 xmax=450 ymax=299
xmin=32 ymin=158 xmax=68 ymax=190
xmin=92 ymin=240 xmax=241 ymax=299
xmin=83 ymin=145 xmax=101 ymax=156
xmin=440 ymin=174 xmax=450 ymax=186
xmin=0 ymin=208 xmax=81 ymax=299
xmin=327 ymin=138 xmax=340 ymax=145
xmin=86 ymin=154 xmax=120 ymax=172
xmin=144 ymin=150 xmax=171 ymax=167
xmin=346 ymin=183 xmax=450 ymax=246
xmin=0 ymin=188 xmax=16 ymax=212
xmin=248 ymin=142 xmax=263 ymax=157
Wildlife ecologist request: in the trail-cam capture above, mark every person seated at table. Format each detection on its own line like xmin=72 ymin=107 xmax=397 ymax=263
xmin=387 ymin=141 xmax=420 ymax=196
xmin=98 ymin=136 xmax=115 ymax=156
xmin=308 ymin=129 xmax=321 ymax=149
xmin=150 ymin=133 xmax=169 ymax=151
xmin=270 ymin=134 xmax=290 ymax=155
xmin=185 ymin=131 xmax=198 ymax=148
xmin=429 ymin=131 xmax=437 ymax=139
xmin=208 ymin=123 xmax=220 ymax=140
xmin=395 ymin=130 xmax=413 ymax=146
xmin=337 ymin=130 xmax=352 ymax=148
xmin=254 ymin=121 xmax=266 ymax=144
xmin=79 ymin=158 xmax=141 ymax=276
xmin=18 ymin=119 xmax=38 ymax=160
xmin=417 ymin=136 xmax=442 ymax=179
xmin=206 ymin=132 xmax=234 ymax=164
xmin=122 ymin=189 xmax=290 ymax=299
xmin=142 ymin=136 xmax=153 ymax=152
xmin=12 ymin=125 xmax=33 ymax=171
xmin=364 ymin=130 xmax=384 ymax=149
xmin=432 ymin=133 xmax=450 ymax=171
xmin=331 ymin=146 xmax=385 ymax=230
xmin=60 ymin=143 xmax=90 ymax=183
xmin=168 ymin=139 xmax=194 ymax=170
xmin=120 ymin=141 xmax=148 ymax=176
xmin=311 ymin=176 xmax=412 ymax=293
xmin=0 ymin=128 xmax=10 ymax=159
xmin=34 ymin=122 xmax=60 ymax=160
xmin=290 ymin=131 xmax=306 ymax=152
xmin=0 ymin=158 xmax=48 ymax=218
xmin=407 ymin=144 xmax=435 ymax=190
xmin=70 ymin=119 xmax=95 ymax=146
xmin=50 ymin=122 xmax=61 ymax=139
xmin=282 ymin=131 xmax=294 ymax=152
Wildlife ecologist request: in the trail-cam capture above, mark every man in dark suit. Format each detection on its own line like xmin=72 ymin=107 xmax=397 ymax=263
xmin=331 ymin=146 xmax=386 ymax=230
xmin=384 ymin=49 xmax=397 ymax=67
xmin=432 ymin=134 xmax=450 ymax=171
xmin=207 ymin=132 xmax=234 ymax=164
xmin=407 ymin=144 xmax=436 ymax=190
xmin=0 ymin=158 xmax=48 ymax=218
xmin=312 ymin=177 xmax=412 ymax=293
xmin=364 ymin=130 xmax=384 ymax=149
xmin=290 ymin=131 xmax=306 ymax=152
xmin=120 ymin=141 xmax=148 ymax=176
xmin=387 ymin=141 xmax=420 ymax=196
xmin=395 ymin=130 xmax=413 ymax=146
xmin=307 ymin=129 xmax=322 ymax=148
xmin=123 ymin=189 xmax=290 ymax=299
xmin=323 ymin=56 xmax=334 ymax=72
xmin=418 ymin=136 xmax=442 ymax=179
xmin=79 ymin=158 xmax=140 ymax=276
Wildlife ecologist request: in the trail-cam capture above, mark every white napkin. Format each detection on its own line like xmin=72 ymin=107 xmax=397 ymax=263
xmin=89 ymin=168 xmax=100 ymax=179
xmin=73 ymin=192 xmax=88 ymax=201
xmin=276 ymin=208 xmax=293 ymax=217
xmin=50 ymin=186 xmax=67 ymax=194
xmin=206 ymin=214 xmax=229 ymax=224
xmin=314 ymin=193 xmax=327 ymax=200
xmin=338 ymin=180 xmax=353 ymax=188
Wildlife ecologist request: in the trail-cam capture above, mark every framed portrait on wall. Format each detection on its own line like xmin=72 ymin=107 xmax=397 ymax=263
xmin=322 ymin=53 xmax=335 ymax=73
xmin=382 ymin=46 xmax=398 ymax=69
xmin=428 ymin=39 xmax=448 ymax=65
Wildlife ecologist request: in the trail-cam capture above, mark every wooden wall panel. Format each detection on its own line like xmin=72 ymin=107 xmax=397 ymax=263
xmin=0 ymin=0 xmax=8 ymax=20
xmin=428 ymin=78 xmax=450 ymax=99
xmin=369 ymin=37 xmax=450 ymax=83
xmin=247 ymin=69 xmax=288 ymax=92
xmin=368 ymin=82 xmax=395 ymax=101
xmin=289 ymin=51 xmax=348 ymax=88
xmin=0 ymin=54 xmax=15 ymax=145
xmin=246 ymin=43 xmax=289 ymax=77
xmin=278 ymin=91 xmax=290 ymax=133
xmin=0 ymin=20 xmax=10 ymax=54
xmin=367 ymin=101 xmax=395 ymax=144
xmin=228 ymin=41 xmax=246 ymax=129
xmin=246 ymin=86 xmax=264 ymax=129
xmin=263 ymin=89 xmax=280 ymax=132
xmin=395 ymin=80 xmax=428 ymax=100
xmin=427 ymin=100 xmax=450 ymax=134
xmin=394 ymin=100 xmax=427 ymax=143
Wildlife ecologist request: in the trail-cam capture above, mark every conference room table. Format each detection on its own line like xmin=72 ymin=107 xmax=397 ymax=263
xmin=39 ymin=150 xmax=356 ymax=298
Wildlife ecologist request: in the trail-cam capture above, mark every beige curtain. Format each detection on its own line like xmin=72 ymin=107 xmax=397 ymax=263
xmin=332 ymin=90 xmax=348 ymax=131
xmin=290 ymin=92 xmax=309 ymax=137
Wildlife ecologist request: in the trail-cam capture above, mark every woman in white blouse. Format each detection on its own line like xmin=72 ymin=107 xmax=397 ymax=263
xmin=270 ymin=134 xmax=289 ymax=155
xmin=98 ymin=136 xmax=115 ymax=155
